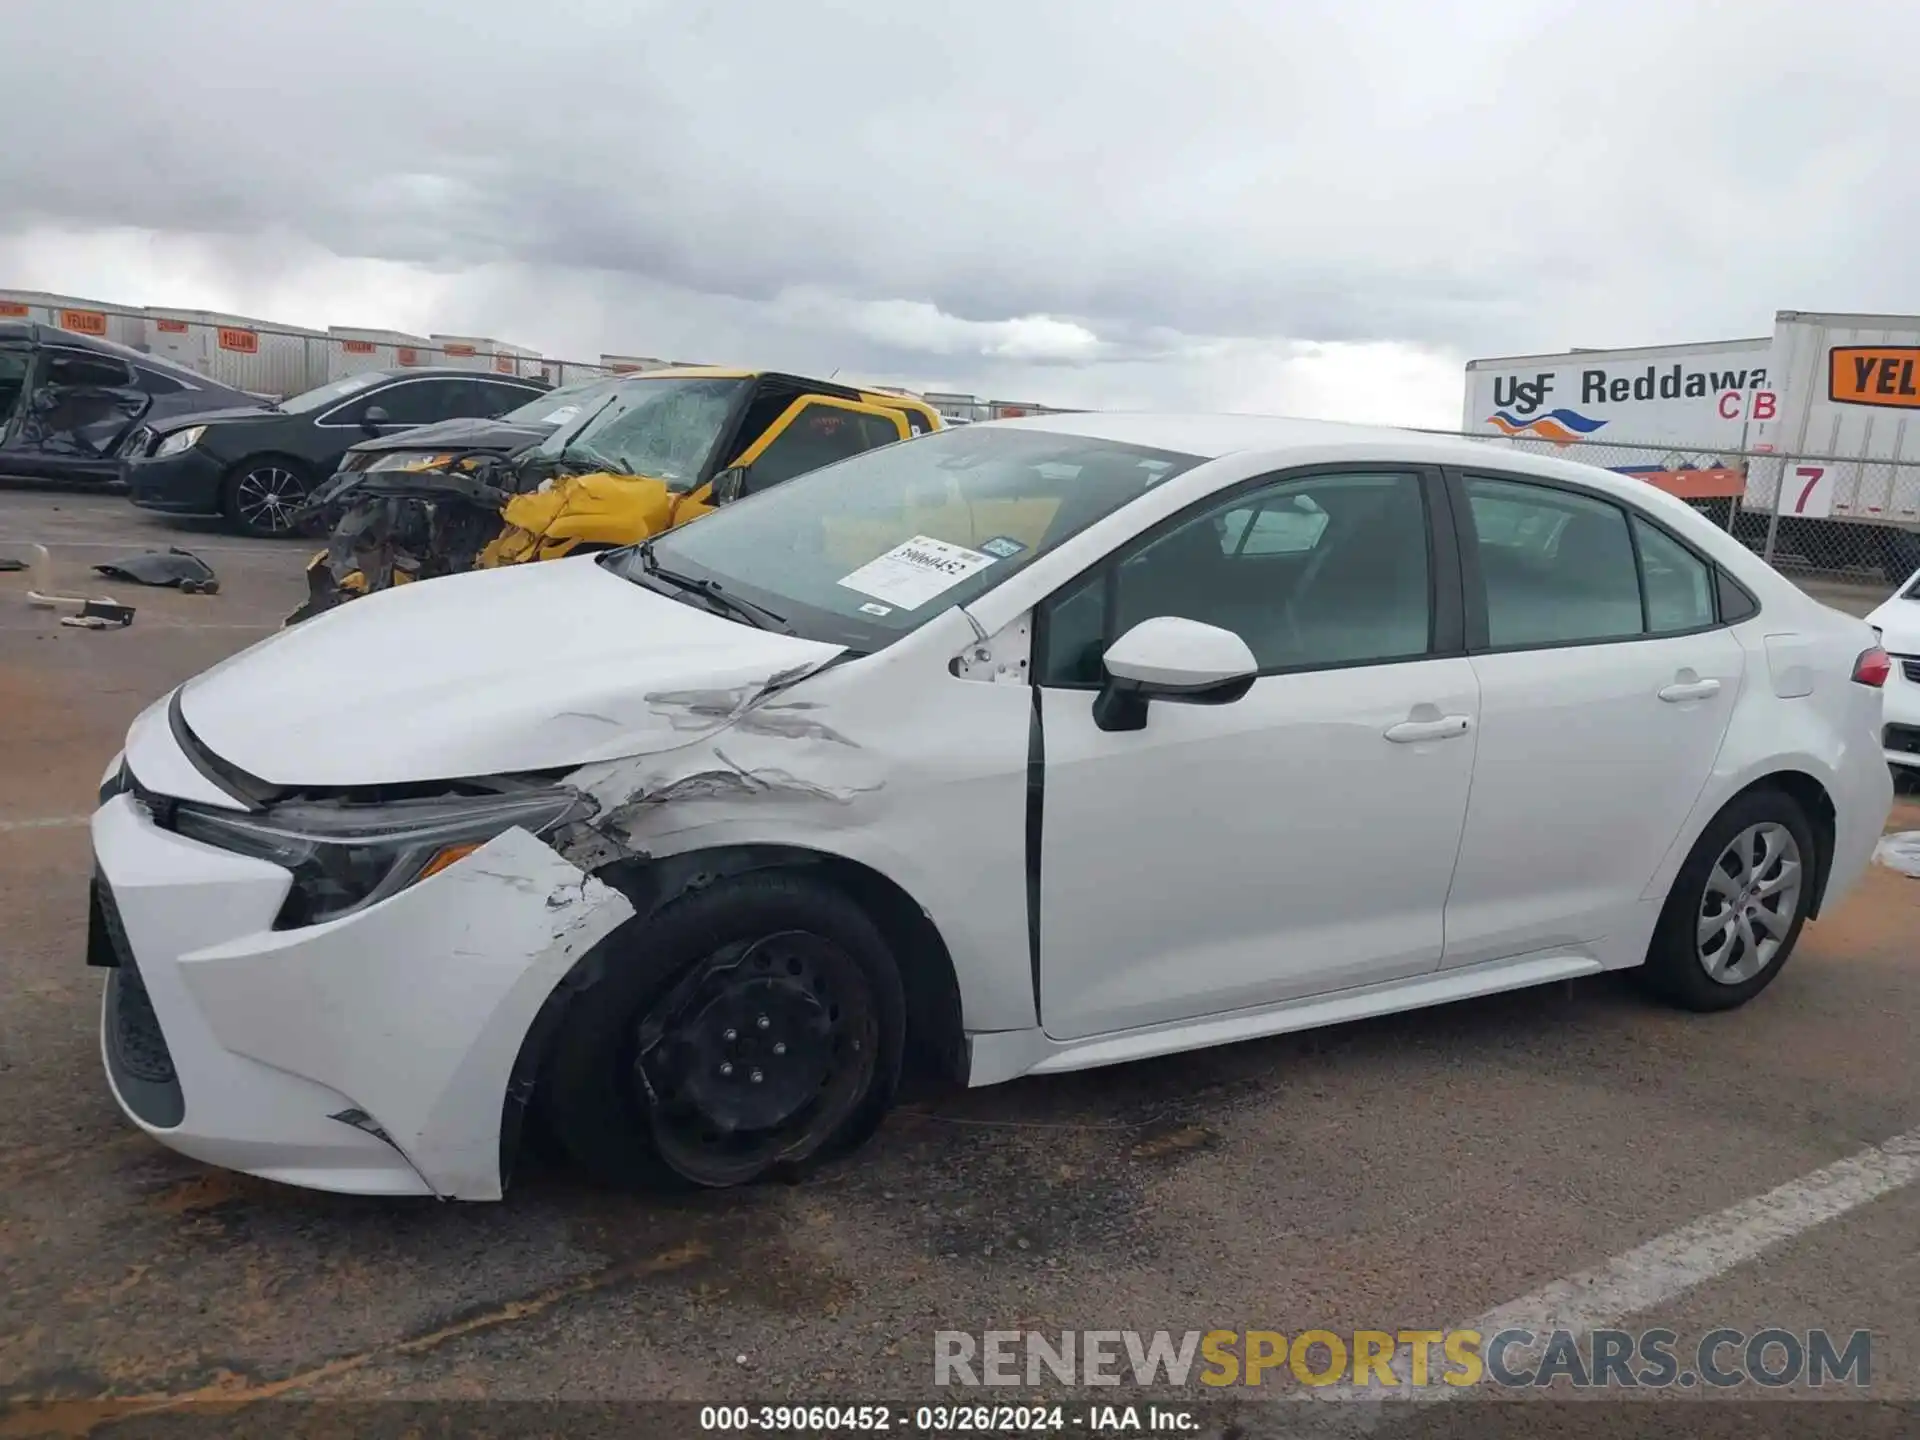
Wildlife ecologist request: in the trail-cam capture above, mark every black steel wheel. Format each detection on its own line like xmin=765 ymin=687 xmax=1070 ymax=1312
xmin=543 ymin=872 xmax=906 ymax=1191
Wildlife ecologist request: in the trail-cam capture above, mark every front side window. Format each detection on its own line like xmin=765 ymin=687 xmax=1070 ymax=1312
xmin=282 ymin=371 xmax=384 ymax=414
xmin=357 ymin=378 xmax=478 ymax=425
xmin=1466 ymin=477 xmax=1642 ymax=647
xmin=746 ymin=403 xmax=903 ymax=492
xmin=531 ymin=376 xmax=749 ymax=488
xmin=473 ymin=380 xmax=546 ymax=416
xmin=133 ymin=366 xmax=186 ymax=396
xmin=611 ymin=425 xmax=1204 ymax=652
xmin=1039 ymin=470 xmax=1432 ymax=685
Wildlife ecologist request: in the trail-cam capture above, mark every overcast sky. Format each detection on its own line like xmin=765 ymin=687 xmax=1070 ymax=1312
xmin=4 ymin=0 xmax=1916 ymax=424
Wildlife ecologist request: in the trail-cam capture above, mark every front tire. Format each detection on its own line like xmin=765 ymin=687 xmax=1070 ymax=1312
xmin=1640 ymin=788 xmax=1816 ymax=1012
xmin=221 ymin=457 xmax=314 ymax=537
xmin=543 ymin=872 xmax=906 ymax=1191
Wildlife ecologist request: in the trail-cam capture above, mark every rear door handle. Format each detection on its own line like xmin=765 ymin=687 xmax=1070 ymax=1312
xmin=1658 ymin=679 xmax=1722 ymax=703
xmin=1383 ymin=715 xmax=1472 ymax=743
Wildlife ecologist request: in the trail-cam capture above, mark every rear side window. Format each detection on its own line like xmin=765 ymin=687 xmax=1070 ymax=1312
xmin=134 ymin=367 xmax=186 ymax=396
xmin=1632 ymin=515 xmax=1714 ymax=633
xmin=1466 ymin=478 xmax=1642 ymax=647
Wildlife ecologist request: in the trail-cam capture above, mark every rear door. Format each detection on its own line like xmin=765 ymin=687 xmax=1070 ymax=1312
xmin=11 ymin=348 xmax=150 ymax=472
xmin=1440 ymin=469 xmax=1745 ymax=969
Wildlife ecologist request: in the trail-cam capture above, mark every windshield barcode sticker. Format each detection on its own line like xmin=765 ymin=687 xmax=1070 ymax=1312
xmin=836 ymin=535 xmax=998 ymax=610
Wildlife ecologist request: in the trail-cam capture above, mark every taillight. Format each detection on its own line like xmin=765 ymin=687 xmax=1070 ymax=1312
xmin=1853 ymin=646 xmax=1891 ymax=688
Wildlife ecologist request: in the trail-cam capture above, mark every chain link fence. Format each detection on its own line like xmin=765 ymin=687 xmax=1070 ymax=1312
xmin=1423 ymin=430 xmax=1920 ymax=592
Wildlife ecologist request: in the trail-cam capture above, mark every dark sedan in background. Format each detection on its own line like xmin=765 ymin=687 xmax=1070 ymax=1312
xmin=0 ymin=322 xmax=263 ymax=485
xmin=315 ymin=373 xmax=626 ymax=498
xmin=121 ymin=367 xmax=551 ymax=536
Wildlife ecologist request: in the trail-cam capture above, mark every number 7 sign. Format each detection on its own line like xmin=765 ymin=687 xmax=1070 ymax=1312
xmin=1788 ymin=464 xmax=1835 ymax=519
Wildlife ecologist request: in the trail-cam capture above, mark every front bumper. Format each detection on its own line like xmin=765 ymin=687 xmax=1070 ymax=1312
xmin=1884 ymin=654 xmax=1920 ymax=769
xmin=125 ymin=447 xmax=228 ymax=515
xmin=90 ymin=786 xmax=633 ymax=1200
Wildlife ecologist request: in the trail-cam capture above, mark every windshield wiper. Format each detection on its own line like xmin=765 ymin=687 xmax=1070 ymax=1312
xmin=559 ymin=440 xmax=627 ymax=475
xmin=635 ymin=541 xmax=790 ymax=632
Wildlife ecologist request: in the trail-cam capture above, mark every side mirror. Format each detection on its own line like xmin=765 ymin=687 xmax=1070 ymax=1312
xmin=361 ymin=405 xmax=391 ymax=431
xmin=1092 ymin=616 xmax=1257 ymax=733
xmin=710 ymin=464 xmax=749 ymax=504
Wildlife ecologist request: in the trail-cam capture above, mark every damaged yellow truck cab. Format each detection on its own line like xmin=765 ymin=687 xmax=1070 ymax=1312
xmin=478 ymin=375 xmax=937 ymax=568
xmin=290 ymin=368 xmax=941 ymax=622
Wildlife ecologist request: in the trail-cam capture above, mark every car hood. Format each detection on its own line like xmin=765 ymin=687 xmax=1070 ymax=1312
xmin=1867 ymin=592 xmax=1920 ymax=653
xmin=345 ymin=415 xmax=555 ymax=458
xmin=153 ymin=404 xmax=281 ymax=431
xmin=177 ymin=557 xmax=846 ymax=788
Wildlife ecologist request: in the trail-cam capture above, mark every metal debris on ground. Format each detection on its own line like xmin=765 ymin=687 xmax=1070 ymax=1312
xmin=59 ymin=600 xmax=136 ymax=630
xmin=92 ymin=547 xmax=219 ymax=594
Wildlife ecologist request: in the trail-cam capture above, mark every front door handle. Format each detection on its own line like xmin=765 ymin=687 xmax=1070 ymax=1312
xmin=1658 ymin=679 xmax=1722 ymax=703
xmin=1384 ymin=715 xmax=1472 ymax=743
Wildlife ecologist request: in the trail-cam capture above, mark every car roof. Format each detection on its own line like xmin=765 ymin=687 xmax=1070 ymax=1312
xmin=988 ymin=410 xmax=1699 ymax=515
xmin=358 ymin=366 xmax=546 ymax=382
xmin=0 ymin=321 xmax=253 ymax=392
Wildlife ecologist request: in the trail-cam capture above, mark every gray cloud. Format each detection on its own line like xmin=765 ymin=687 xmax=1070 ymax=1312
xmin=6 ymin=0 xmax=1920 ymax=416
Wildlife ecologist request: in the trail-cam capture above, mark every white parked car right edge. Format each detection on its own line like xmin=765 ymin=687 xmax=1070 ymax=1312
xmin=1866 ymin=570 xmax=1920 ymax=772
xmin=86 ymin=414 xmax=1895 ymax=1201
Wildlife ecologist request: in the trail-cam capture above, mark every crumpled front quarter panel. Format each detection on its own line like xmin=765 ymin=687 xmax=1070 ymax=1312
xmin=178 ymin=828 xmax=635 ymax=1199
xmin=565 ymin=616 xmax=1039 ymax=1034
xmin=484 ymin=473 xmax=677 ymax=567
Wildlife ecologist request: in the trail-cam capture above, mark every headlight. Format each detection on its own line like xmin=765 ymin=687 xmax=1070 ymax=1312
xmin=172 ymin=787 xmax=593 ymax=928
xmin=154 ymin=426 xmax=207 ymax=458
xmin=365 ymin=451 xmax=457 ymax=473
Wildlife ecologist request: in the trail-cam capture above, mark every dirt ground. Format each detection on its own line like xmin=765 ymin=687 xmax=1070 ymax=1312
xmin=1 ymin=490 xmax=1915 ymax=1437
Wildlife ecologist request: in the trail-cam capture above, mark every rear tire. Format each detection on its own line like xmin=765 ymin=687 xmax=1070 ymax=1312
xmin=221 ymin=456 xmax=314 ymax=537
xmin=542 ymin=872 xmax=906 ymax=1192
xmin=1639 ymin=788 xmax=1816 ymax=1012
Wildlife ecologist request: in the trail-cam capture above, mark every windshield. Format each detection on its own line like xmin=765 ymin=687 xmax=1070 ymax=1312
xmin=500 ymin=375 xmax=624 ymax=427
xmin=607 ymin=425 xmax=1204 ymax=651
xmin=278 ymin=372 xmax=385 ymax=414
xmin=530 ymin=375 xmax=747 ymax=486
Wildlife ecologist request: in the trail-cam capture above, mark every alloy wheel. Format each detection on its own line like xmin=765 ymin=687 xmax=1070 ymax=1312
xmin=1697 ymin=822 xmax=1802 ymax=985
xmin=233 ymin=465 xmax=308 ymax=535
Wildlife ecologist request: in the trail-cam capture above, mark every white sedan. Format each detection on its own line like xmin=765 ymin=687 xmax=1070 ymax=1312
xmin=89 ymin=414 xmax=1894 ymax=1199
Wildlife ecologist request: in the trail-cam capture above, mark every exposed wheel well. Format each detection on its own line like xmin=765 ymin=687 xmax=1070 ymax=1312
xmin=1730 ymin=771 xmax=1837 ymax=918
xmin=501 ymin=843 xmax=966 ymax=1188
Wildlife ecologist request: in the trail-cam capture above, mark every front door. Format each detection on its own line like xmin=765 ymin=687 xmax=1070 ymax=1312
xmin=1033 ymin=467 xmax=1481 ymax=1041
xmin=1440 ymin=472 xmax=1746 ymax=967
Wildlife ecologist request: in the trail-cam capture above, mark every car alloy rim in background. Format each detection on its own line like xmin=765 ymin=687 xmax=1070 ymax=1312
xmin=234 ymin=465 xmax=308 ymax=533
xmin=631 ymin=930 xmax=879 ymax=1187
xmin=1698 ymin=822 xmax=1803 ymax=985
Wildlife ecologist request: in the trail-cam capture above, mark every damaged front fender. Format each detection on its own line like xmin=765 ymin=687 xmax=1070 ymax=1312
xmin=179 ymin=826 xmax=635 ymax=1200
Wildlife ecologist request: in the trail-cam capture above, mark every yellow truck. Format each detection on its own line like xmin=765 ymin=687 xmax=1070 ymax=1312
xmin=289 ymin=367 xmax=941 ymax=622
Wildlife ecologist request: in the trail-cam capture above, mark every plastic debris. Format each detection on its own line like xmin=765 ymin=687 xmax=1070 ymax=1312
xmin=1873 ymin=831 xmax=1920 ymax=878
xmin=92 ymin=547 xmax=219 ymax=593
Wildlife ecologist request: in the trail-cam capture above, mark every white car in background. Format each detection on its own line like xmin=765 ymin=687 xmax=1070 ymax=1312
xmin=89 ymin=414 xmax=1894 ymax=1200
xmin=1866 ymin=571 xmax=1920 ymax=774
